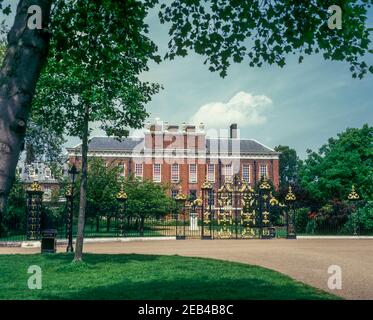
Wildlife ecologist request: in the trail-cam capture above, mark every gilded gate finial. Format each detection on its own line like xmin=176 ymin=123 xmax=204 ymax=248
xmin=201 ymin=180 xmax=213 ymax=191
xmin=269 ymin=192 xmax=279 ymax=206
xmin=65 ymin=185 xmax=73 ymax=197
xmin=348 ymin=185 xmax=360 ymax=200
xmin=116 ymin=184 xmax=128 ymax=200
xmin=285 ymin=186 xmax=296 ymax=201
xmin=175 ymin=185 xmax=187 ymax=202
xmin=259 ymin=177 xmax=271 ymax=190
xmin=29 ymin=181 xmax=42 ymax=192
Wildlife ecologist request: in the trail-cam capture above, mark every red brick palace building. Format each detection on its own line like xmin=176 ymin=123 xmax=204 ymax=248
xmin=67 ymin=122 xmax=280 ymax=197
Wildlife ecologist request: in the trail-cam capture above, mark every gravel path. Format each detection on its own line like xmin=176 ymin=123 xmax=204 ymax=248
xmin=1 ymin=239 xmax=372 ymax=299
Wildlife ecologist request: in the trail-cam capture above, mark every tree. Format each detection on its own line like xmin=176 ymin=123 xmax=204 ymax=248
xmin=85 ymin=158 xmax=121 ymax=233
xmin=1 ymin=0 xmax=373 ymax=250
xmin=32 ymin=0 xmax=160 ymax=261
xmin=0 ymin=0 xmax=52 ymax=214
xmin=0 ymin=174 xmax=25 ymax=238
xmin=274 ymin=145 xmax=300 ymax=189
xmin=24 ymin=121 xmax=66 ymax=165
xmin=299 ymin=124 xmax=373 ymax=202
xmin=122 ymin=176 xmax=174 ymax=236
xmin=159 ymin=1 xmax=373 ymax=78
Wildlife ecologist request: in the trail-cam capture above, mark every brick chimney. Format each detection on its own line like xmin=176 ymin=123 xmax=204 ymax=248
xmin=230 ymin=123 xmax=238 ymax=139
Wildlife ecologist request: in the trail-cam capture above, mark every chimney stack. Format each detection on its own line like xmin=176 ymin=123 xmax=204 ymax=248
xmin=230 ymin=123 xmax=238 ymax=139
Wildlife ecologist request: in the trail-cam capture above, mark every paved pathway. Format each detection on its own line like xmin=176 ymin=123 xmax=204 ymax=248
xmin=1 ymin=239 xmax=372 ymax=299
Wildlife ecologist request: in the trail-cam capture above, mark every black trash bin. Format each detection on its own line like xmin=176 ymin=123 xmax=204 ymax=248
xmin=41 ymin=229 xmax=57 ymax=253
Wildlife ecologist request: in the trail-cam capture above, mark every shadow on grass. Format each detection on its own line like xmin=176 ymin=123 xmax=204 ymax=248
xmin=0 ymin=253 xmax=339 ymax=300
xmin=37 ymin=276 xmax=337 ymax=300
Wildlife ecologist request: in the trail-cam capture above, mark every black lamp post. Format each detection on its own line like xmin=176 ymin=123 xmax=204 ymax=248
xmin=285 ymin=185 xmax=297 ymax=239
xmin=116 ymin=184 xmax=128 ymax=237
xmin=66 ymin=164 xmax=79 ymax=252
xmin=347 ymin=185 xmax=360 ymax=236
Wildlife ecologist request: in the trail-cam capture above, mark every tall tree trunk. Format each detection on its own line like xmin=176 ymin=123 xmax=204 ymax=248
xmin=0 ymin=0 xmax=52 ymax=215
xmin=74 ymin=107 xmax=89 ymax=262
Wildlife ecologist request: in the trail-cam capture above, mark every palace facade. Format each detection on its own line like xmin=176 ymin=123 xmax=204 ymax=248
xmin=67 ymin=122 xmax=280 ymax=197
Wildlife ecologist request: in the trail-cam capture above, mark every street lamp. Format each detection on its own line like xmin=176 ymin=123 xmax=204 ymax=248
xmin=116 ymin=183 xmax=128 ymax=237
xmin=66 ymin=164 xmax=79 ymax=252
xmin=285 ymin=185 xmax=297 ymax=239
xmin=348 ymin=185 xmax=360 ymax=236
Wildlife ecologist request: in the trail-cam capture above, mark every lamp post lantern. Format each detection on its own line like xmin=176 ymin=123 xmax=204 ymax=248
xmin=66 ymin=164 xmax=79 ymax=252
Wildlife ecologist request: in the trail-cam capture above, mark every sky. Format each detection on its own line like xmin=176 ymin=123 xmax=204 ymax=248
xmin=2 ymin=2 xmax=373 ymax=159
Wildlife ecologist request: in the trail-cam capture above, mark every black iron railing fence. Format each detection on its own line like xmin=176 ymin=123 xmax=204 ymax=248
xmin=1 ymin=201 xmax=371 ymax=242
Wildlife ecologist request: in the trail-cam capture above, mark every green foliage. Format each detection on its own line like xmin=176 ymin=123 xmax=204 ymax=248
xmin=32 ymin=0 xmax=161 ymax=139
xmin=1 ymin=175 xmax=26 ymax=235
xmin=122 ymin=177 xmax=174 ymax=219
xmin=299 ymin=124 xmax=373 ymax=203
xmin=343 ymin=201 xmax=373 ymax=234
xmin=159 ymin=0 xmax=373 ymax=78
xmin=295 ymin=207 xmax=310 ymax=234
xmin=24 ymin=121 xmax=66 ymax=165
xmin=85 ymin=158 xmax=121 ymax=220
xmin=274 ymin=145 xmax=300 ymax=189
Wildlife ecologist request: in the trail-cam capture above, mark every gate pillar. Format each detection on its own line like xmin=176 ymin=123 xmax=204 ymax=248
xmin=26 ymin=182 xmax=44 ymax=240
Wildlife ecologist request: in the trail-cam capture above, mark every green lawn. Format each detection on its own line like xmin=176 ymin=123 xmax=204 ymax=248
xmin=0 ymin=254 xmax=339 ymax=300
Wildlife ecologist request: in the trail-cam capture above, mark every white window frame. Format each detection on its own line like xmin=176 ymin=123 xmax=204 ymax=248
xmin=44 ymin=168 xmax=51 ymax=179
xmin=189 ymin=164 xmax=197 ymax=183
xmin=224 ymin=163 xmax=233 ymax=180
xmin=242 ymin=164 xmax=250 ymax=183
xmin=135 ymin=163 xmax=143 ymax=180
xmin=260 ymin=164 xmax=267 ymax=178
xmin=171 ymin=163 xmax=179 ymax=183
xmin=153 ymin=163 xmax=162 ymax=182
xmin=118 ymin=163 xmax=126 ymax=177
xmin=207 ymin=164 xmax=215 ymax=182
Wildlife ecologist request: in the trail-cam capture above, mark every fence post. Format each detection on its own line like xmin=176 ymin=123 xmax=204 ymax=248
xmin=175 ymin=186 xmax=187 ymax=239
xmin=116 ymin=184 xmax=128 ymax=237
xmin=26 ymin=182 xmax=44 ymax=240
xmin=285 ymin=185 xmax=297 ymax=239
xmin=348 ymin=185 xmax=361 ymax=236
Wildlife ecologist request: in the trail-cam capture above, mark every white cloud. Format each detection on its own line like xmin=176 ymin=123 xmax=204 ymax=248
xmin=190 ymin=91 xmax=272 ymax=128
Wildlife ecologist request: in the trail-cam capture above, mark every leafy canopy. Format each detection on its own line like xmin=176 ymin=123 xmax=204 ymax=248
xmin=159 ymin=0 xmax=373 ymax=78
xmin=32 ymin=0 xmax=161 ymax=138
xmin=122 ymin=176 xmax=174 ymax=219
xmin=299 ymin=124 xmax=373 ymax=202
xmin=274 ymin=145 xmax=300 ymax=189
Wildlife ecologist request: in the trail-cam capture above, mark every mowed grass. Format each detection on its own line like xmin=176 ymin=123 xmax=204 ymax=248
xmin=0 ymin=254 xmax=339 ymax=300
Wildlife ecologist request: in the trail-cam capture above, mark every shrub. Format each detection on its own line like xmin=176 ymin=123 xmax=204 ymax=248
xmin=343 ymin=201 xmax=373 ymax=235
xmin=295 ymin=207 xmax=310 ymax=233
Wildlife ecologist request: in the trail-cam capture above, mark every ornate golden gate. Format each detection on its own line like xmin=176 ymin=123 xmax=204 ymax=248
xmin=176 ymin=175 xmax=296 ymax=240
